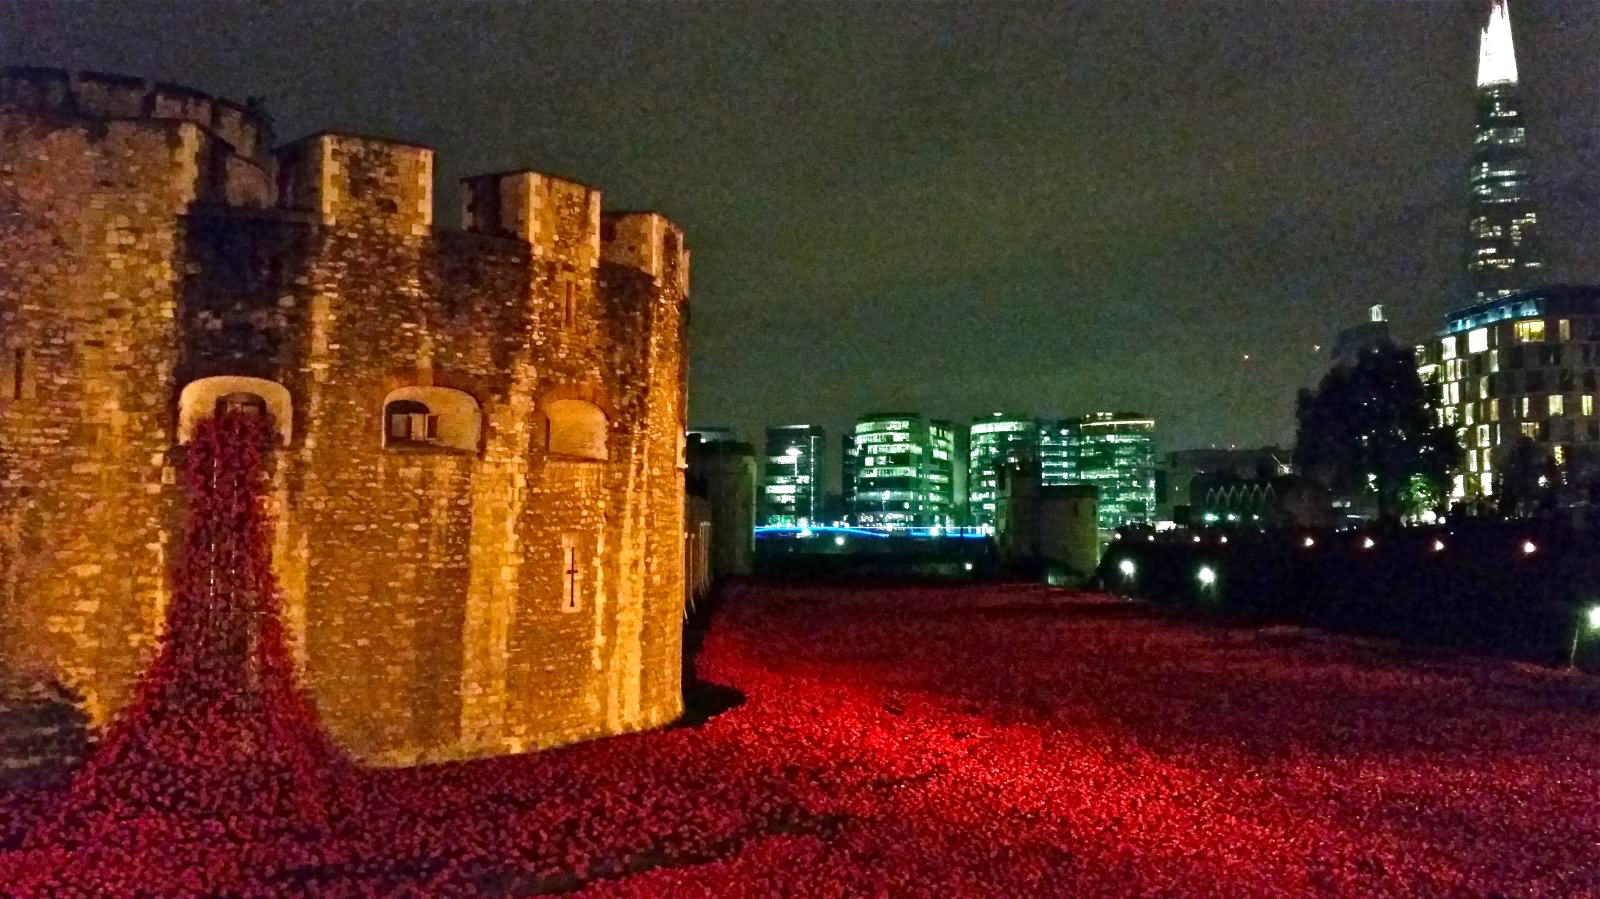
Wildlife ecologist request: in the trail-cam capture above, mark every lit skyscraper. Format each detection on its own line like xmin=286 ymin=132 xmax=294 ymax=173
xmin=850 ymin=414 xmax=955 ymax=528
xmin=1047 ymin=412 xmax=1157 ymax=535
xmin=760 ymin=425 xmax=826 ymax=526
xmin=1466 ymin=0 xmax=1544 ymax=307
xmin=967 ymin=413 xmax=1039 ymax=529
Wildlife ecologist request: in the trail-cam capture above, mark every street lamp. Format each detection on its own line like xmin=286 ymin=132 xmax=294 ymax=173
xmin=1569 ymin=605 xmax=1600 ymax=668
xmin=1197 ymin=565 xmax=1217 ymax=587
xmin=785 ymin=446 xmax=803 ymax=526
xmin=1118 ymin=558 xmax=1136 ymax=578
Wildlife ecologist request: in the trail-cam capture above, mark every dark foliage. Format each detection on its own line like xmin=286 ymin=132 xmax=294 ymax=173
xmin=1295 ymin=345 xmax=1459 ymax=521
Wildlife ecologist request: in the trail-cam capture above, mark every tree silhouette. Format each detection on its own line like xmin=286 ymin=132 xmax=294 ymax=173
xmin=1295 ymin=345 xmax=1460 ymax=523
xmin=1493 ymin=436 xmax=1556 ymax=519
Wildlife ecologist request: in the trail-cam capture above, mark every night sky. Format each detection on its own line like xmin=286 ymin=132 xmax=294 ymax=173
xmin=7 ymin=0 xmax=1599 ymax=460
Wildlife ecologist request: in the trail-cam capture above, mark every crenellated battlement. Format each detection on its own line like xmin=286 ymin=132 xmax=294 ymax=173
xmin=275 ymin=132 xmax=434 ymax=236
xmin=462 ymin=170 xmax=601 ymax=269
xmin=0 ymin=67 xmax=272 ymax=163
xmin=602 ymin=212 xmax=691 ymax=295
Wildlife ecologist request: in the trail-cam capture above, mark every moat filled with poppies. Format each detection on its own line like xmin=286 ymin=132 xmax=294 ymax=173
xmin=3 ymin=580 xmax=1597 ymax=897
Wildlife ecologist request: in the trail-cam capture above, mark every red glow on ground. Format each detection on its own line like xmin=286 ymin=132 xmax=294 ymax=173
xmin=3 ymin=511 xmax=1598 ymax=895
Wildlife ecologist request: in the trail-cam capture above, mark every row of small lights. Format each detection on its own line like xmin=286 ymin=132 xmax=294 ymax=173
xmin=1114 ymin=556 xmax=1600 ymax=666
xmin=1113 ymin=532 xmax=1539 ymax=556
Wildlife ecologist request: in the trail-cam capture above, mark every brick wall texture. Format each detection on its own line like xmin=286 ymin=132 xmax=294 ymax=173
xmin=0 ymin=68 xmax=689 ymax=766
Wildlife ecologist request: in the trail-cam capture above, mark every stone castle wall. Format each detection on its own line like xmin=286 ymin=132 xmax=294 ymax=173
xmin=0 ymin=68 xmax=688 ymax=765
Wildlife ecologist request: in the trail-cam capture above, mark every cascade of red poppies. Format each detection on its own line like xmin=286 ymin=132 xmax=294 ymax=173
xmin=30 ymin=410 xmax=346 ymax=846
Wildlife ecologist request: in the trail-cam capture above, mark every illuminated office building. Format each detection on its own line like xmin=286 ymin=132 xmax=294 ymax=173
xmin=967 ymin=413 xmax=1039 ymax=529
xmin=760 ymin=424 xmax=826 ymax=527
xmin=1416 ymin=285 xmax=1600 ymax=501
xmin=1045 ymin=413 xmax=1157 ymax=534
xmin=850 ymin=414 xmax=955 ymax=528
xmin=1466 ymin=0 xmax=1545 ymax=307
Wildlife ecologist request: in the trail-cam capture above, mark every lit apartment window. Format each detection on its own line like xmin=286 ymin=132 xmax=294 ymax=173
xmin=1549 ymin=395 xmax=1565 ymax=416
xmin=1515 ymin=320 xmax=1545 ymax=343
xmin=1559 ymin=319 xmax=1571 ymax=342
xmin=1586 ymin=395 xmax=1595 ymax=417
xmin=1520 ymin=396 xmax=1531 ymax=418
xmin=1441 ymin=336 xmax=1458 ymax=360
xmin=1521 ymin=422 xmax=1540 ymax=439
xmin=1468 ymin=328 xmax=1489 ymax=354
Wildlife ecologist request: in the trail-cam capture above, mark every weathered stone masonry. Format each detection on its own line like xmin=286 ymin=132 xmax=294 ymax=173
xmin=0 ymin=68 xmax=689 ymax=765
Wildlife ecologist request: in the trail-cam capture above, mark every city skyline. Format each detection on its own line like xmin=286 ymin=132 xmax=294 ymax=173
xmin=7 ymin=1 xmax=1599 ymax=459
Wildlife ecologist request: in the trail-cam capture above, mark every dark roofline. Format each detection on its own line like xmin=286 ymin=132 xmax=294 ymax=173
xmin=1 ymin=66 xmax=272 ymax=133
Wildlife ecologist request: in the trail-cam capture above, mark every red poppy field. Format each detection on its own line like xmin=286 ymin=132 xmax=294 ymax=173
xmin=3 ymin=580 xmax=1598 ymax=897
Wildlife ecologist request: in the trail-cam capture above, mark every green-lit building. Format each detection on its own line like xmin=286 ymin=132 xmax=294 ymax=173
xmin=967 ymin=413 xmax=1039 ymax=529
xmin=1042 ymin=412 xmax=1157 ymax=534
xmin=850 ymin=413 xmax=956 ymax=528
xmin=760 ymin=424 xmax=826 ymax=527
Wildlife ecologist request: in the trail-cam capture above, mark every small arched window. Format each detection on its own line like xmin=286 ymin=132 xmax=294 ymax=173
xmin=178 ymin=376 xmax=293 ymax=445
xmin=385 ymin=399 xmax=438 ymax=445
xmin=380 ymin=386 xmax=481 ymax=454
xmin=545 ymin=399 xmax=608 ymax=461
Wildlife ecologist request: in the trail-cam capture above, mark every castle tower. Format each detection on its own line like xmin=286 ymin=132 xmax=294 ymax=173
xmin=1465 ymin=0 xmax=1546 ymax=307
xmin=0 ymin=68 xmax=689 ymax=766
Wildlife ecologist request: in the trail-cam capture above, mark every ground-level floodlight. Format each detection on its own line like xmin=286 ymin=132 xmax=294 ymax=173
xmin=834 ymin=535 xmax=846 ymax=547
xmin=1570 ymin=605 xmax=1600 ymax=668
xmin=1432 ymin=539 xmax=1445 ymax=552
xmin=1192 ymin=535 xmax=1201 ymax=544
xmin=963 ymin=561 xmax=974 ymax=572
xmin=1362 ymin=537 xmax=1375 ymax=549
xmin=1119 ymin=558 xmax=1136 ymax=578
xmin=1197 ymin=565 xmax=1217 ymax=587
xmin=1219 ymin=535 xmax=1228 ymax=544
xmin=1302 ymin=536 xmax=1315 ymax=548
xmin=1522 ymin=540 xmax=1537 ymax=555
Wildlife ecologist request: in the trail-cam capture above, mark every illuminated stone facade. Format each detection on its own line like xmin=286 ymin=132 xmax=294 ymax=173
xmin=0 ymin=68 xmax=689 ymax=765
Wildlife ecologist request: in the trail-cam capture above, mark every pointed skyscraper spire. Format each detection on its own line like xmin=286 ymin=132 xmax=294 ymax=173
xmin=1477 ymin=0 xmax=1519 ymax=87
xmin=1463 ymin=0 xmax=1544 ymax=308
